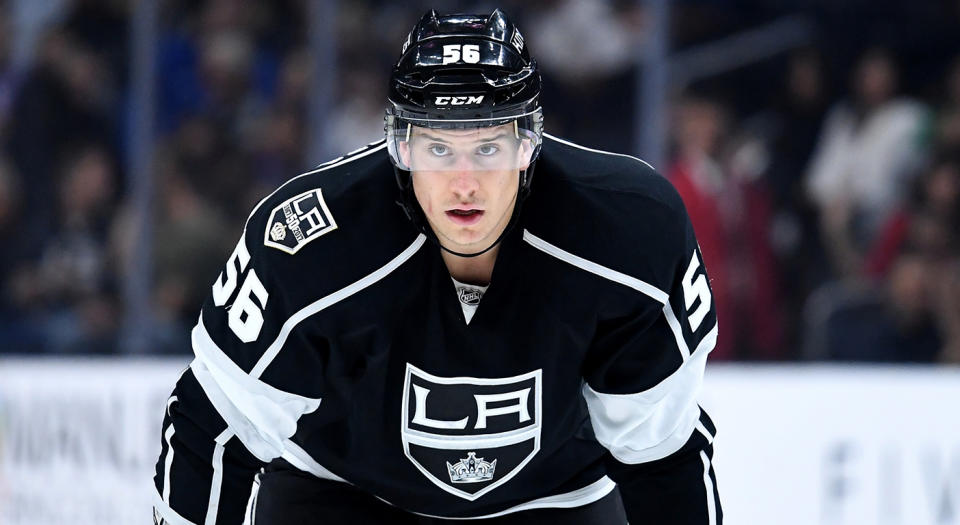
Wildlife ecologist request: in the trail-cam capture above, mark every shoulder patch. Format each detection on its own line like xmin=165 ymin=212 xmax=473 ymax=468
xmin=263 ymin=188 xmax=338 ymax=254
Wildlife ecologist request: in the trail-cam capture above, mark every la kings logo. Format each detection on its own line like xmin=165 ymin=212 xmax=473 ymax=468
xmin=401 ymin=363 xmax=542 ymax=501
xmin=263 ymin=188 xmax=337 ymax=254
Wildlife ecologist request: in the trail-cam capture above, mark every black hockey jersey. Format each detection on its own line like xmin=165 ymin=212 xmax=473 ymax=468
xmin=152 ymin=134 xmax=722 ymax=524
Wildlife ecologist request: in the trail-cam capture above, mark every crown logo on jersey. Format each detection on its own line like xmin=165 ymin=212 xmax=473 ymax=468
xmin=447 ymin=452 xmax=497 ymax=484
xmin=269 ymin=222 xmax=286 ymax=242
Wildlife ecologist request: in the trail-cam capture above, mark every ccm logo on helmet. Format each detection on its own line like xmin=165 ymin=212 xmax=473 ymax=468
xmin=435 ymin=95 xmax=485 ymax=106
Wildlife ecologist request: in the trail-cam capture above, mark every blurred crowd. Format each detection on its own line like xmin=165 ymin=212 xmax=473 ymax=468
xmin=0 ymin=0 xmax=957 ymax=363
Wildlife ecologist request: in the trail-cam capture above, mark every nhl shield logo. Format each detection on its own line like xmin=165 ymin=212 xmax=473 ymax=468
xmin=263 ymin=188 xmax=337 ymax=254
xmin=401 ymin=363 xmax=542 ymax=501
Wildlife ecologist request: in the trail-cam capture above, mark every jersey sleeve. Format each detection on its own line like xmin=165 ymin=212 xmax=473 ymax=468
xmin=581 ymin=189 xmax=722 ymax=524
xmin=152 ymin=220 xmax=323 ymax=524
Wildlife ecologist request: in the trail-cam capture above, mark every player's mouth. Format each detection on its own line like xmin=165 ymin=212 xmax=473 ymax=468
xmin=445 ymin=208 xmax=484 ymax=226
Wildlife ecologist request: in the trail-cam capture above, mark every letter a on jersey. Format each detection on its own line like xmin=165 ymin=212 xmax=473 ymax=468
xmin=263 ymin=188 xmax=338 ymax=254
xmin=401 ymin=363 xmax=542 ymax=501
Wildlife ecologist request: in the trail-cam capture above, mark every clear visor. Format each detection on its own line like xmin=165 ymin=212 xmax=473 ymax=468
xmin=386 ymin=110 xmax=543 ymax=173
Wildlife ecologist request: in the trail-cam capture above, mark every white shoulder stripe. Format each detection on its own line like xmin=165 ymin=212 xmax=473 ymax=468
xmin=250 ymin=234 xmax=427 ymax=377
xmin=522 ymin=230 xmax=668 ymax=303
xmin=246 ymin=141 xmax=387 ymax=228
xmin=663 ymin=302 xmax=691 ymax=360
xmin=544 ymin=133 xmax=656 ymax=171
xmin=523 ymin=229 xmax=692 ymax=359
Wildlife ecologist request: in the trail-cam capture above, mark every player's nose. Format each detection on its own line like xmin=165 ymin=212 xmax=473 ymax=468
xmin=449 ymin=158 xmax=480 ymax=199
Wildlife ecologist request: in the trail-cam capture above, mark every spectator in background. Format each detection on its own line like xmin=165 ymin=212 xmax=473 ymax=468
xmin=157 ymin=0 xmax=288 ymax=137
xmin=933 ymin=256 xmax=960 ymax=363
xmin=668 ymin=94 xmax=784 ymax=360
xmin=805 ymin=48 xmax=929 ymax=280
xmin=815 ymin=250 xmax=942 ymax=362
xmin=0 ymin=4 xmax=21 ymax=142
xmin=527 ymin=0 xmax=643 ymax=152
xmin=764 ymin=49 xmax=831 ymax=211
xmin=5 ymin=28 xmax=117 ymax=246
xmin=0 ymin=157 xmax=22 ymax=305
xmin=110 ymin=148 xmax=233 ymax=354
xmin=805 ymin=153 xmax=959 ymax=362
xmin=864 ymin=152 xmax=960 ymax=278
xmin=59 ymin=0 xmax=130 ymax=89
xmin=156 ymin=0 xmax=309 ymax=223
xmin=9 ymin=145 xmax=120 ymax=353
xmin=934 ymin=55 xmax=960 ymax=151
xmin=744 ymin=48 xmax=832 ymax=354
xmin=915 ymin=153 xmax=960 ymax=363
xmin=196 ymin=28 xmax=259 ymax=133
xmin=0 ymin=157 xmax=40 ymax=351
xmin=272 ymin=47 xmax=309 ymax=114
xmin=247 ymin=48 xmax=309 ymax=193
xmin=327 ymin=62 xmax=387 ymax=155
xmin=249 ymin=105 xmax=305 ymax=195
xmin=170 ymin=113 xmax=253 ymax=222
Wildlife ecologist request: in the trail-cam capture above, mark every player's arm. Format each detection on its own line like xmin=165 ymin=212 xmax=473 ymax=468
xmin=152 ymin=223 xmax=322 ymax=524
xmin=153 ymin=365 xmax=267 ymax=525
xmin=581 ymin=191 xmax=722 ymax=524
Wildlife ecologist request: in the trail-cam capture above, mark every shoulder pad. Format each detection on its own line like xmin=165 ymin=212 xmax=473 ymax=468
xmin=249 ymin=140 xmax=389 ymax=257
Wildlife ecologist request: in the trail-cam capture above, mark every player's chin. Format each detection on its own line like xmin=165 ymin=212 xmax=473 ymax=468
xmin=442 ymin=228 xmax=494 ymax=251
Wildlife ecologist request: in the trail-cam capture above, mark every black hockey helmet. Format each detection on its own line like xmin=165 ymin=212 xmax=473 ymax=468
xmin=386 ymin=8 xmax=543 ymax=189
xmin=385 ymin=9 xmax=543 ymax=256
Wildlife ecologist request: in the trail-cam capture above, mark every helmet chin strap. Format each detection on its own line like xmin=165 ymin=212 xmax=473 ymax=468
xmin=395 ymin=164 xmax=535 ymax=259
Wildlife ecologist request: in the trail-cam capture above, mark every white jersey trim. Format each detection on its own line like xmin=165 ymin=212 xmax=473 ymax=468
xmin=522 ymin=229 xmax=667 ymax=301
xmin=396 ymin=475 xmax=617 ymax=520
xmin=544 ymin=133 xmax=656 ymax=171
xmin=153 ymin=488 xmax=199 ymax=525
xmin=581 ymin=322 xmax=718 ymax=464
xmin=189 ymin=358 xmax=278 ymax=462
xmin=162 ymin=422 xmax=176 ymax=503
xmin=241 ymin=472 xmax=262 ymax=525
xmin=192 ymin=323 xmax=321 ymax=462
xmin=166 ymin=395 xmax=178 ymax=416
xmin=281 ymin=439 xmax=349 ymax=484
xmin=522 ymin=229 xmax=690 ymax=360
xmin=204 ymin=429 xmax=234 ymax=525
xmin=700 ymin=450 xmax=718 ymax=525
xmin=696 ymin=420 xmax=715 ymax=445
xmin=250 ymin=233 xmax=427 ymax=377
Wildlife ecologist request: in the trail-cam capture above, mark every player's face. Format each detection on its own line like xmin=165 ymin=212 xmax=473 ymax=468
xmin=401 ymin=123 xmax=532 ymax=253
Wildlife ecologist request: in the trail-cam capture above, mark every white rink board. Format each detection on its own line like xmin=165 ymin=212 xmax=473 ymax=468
xmin=1 ymin=359 xmax=958 ymax=525
xmin=0 ymin=358 xmax=189 ymax=525
xmin=700 ymin=364 xmax=960 ymax=525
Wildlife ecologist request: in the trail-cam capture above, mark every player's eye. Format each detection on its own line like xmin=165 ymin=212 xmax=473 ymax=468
xmin=428 ymin=144 xmax=450 ymax=157
xmin=476 ymin=143 xmax=500 ymax=156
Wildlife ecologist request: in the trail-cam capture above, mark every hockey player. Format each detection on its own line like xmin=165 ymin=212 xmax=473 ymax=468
xmin=153 ymin=9 xmax=721 ymax=524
